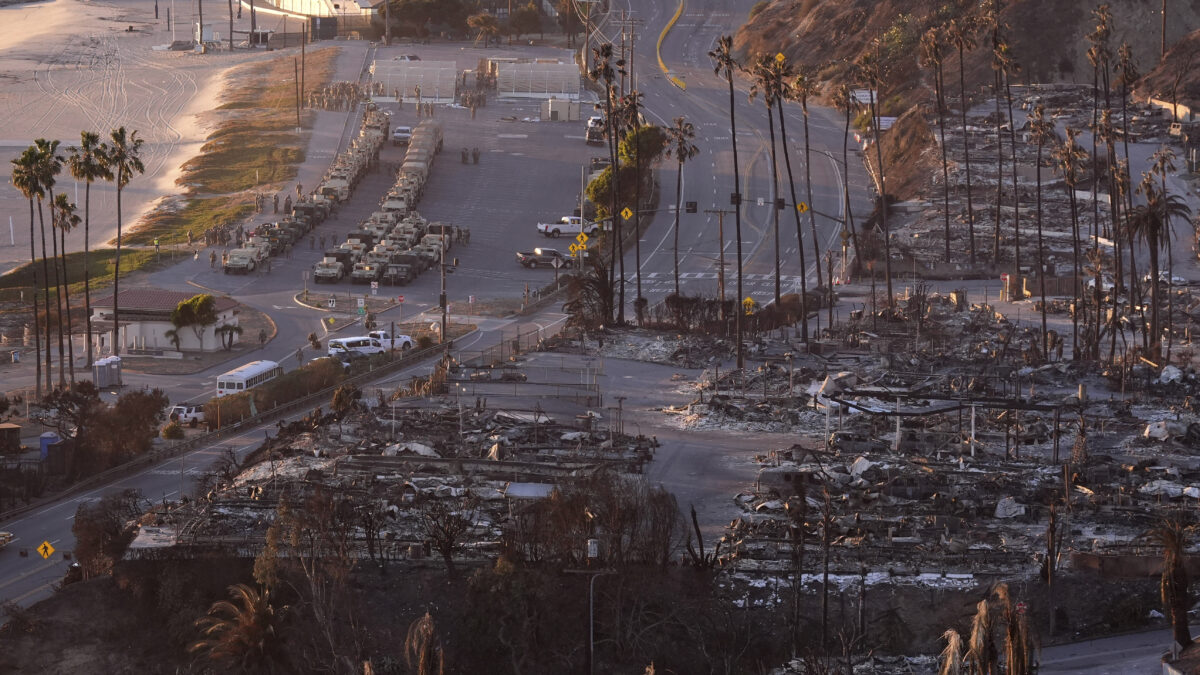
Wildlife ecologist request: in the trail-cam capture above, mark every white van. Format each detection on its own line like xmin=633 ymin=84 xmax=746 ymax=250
xmin=328 ymin=336 xmax=385 ymax=358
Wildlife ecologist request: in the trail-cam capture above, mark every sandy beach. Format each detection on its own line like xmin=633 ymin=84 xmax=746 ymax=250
xmin=0 ymin=0 xmax=297 ymax=275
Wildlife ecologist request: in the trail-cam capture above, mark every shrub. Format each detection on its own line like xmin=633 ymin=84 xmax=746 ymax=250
xmin=417 ymin=335 xmax=435 ymax=349
xmin=749 ymin=1 xmax=768 ymax=19
xmin=161 ymin=421 xmax=185 ymax=440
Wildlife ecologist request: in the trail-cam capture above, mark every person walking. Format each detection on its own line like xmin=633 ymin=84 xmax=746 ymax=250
xmin=273 ymin=194 xmax=279 ymax=213
xmin=209 ymin=250 xmax=217 ymax=269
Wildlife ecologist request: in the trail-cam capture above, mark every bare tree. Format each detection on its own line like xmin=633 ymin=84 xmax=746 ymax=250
xmin=419 ymin=494 xmax=480 ymax=576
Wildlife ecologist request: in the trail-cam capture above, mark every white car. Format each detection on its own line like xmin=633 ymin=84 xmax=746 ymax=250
xmin=586 ymin=115 xmax=604 ymax=129
xmin=169 ymin=404 xmax=205 ymax=424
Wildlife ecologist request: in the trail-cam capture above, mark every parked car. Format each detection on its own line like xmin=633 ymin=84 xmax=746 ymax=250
xmin=169 ymin=404 xmax=205 ymax=425
xmin=516 ymin=247 xmax=566 ymax=268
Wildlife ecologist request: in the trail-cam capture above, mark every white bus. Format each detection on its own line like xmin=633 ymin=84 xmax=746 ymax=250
xmin=216 ymin=360 xmax=285 ymax=397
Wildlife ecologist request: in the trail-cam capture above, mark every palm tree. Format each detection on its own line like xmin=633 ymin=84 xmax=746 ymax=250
xmin=1149 ymin=145 xmax=1179 ymax=359
xmin=1029 ymin=105 xmax=1054 ymax=358
xmin=67 ymin=132 xmax=112 ymax=369
xmin=1133 ymin=179 xmax=1190 ymax=360
xmin=786 ymin=61 xmax=823 ymax=288
xmin=748 ymin=54 xmax=785 ymax=305
xmin=33 ymin=139 xmax=63 ymax=390
xmin=986 ymin=2 xmax=1006 ymax=262
xmin=947 ymin=15 xmax=978 ymax=264
xmin=404 ymin=611 xmax=446 ymax=675
xmin=857 ymin=45 xmax=893 ymax=309
xmin=938 ymin=629 xmax=964 ymax=675
xmin=1000 ymin=35 xmax=1023 ymax=290
xmin=10 ymin=148 xmax=43 ymax=399
xmin=52 ymin=194 xmax=80 ymax=385
xmin=614 ymin=90 xmax=649 ymax=322
xmin=995 ymin=583 xmax=1032 ymax=675
xmin=778 ymin=59 xmax=812 ymax=343
xmin=663 ymin=117 xmax=698 ymax=297
xmin=834 ymin=82 xmax=861 ymax=272
xmin=710 ymin=35 xmax=744 ymax=368
xmin=1141 ymin=519 xmax=1193 ymax=649
xmin=1052 ymin=128 xmax=1087 ymax=359
xmin=104 ymin=127 xmax=145 ymax=357
xmin=189 ymin=583 xmax=288 ymax=672
xmin=919 ymin=25 xmax=952 ymax=263
xmin=588 ymin=44 xmax=625 ymax=323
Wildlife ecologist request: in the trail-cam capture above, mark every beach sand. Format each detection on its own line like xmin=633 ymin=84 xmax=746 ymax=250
xmin=0 ymin=0 xmax=302 ymax=274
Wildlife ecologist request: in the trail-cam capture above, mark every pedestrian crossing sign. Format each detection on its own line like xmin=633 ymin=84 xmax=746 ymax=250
xmin=621 ymin=207 xmax=633 ymax=221
xmin=796 ymin=202 xmax=809 ymax=213
xmin=576 ymin=232 xmax=589 ymax=245
xmin=38 ymin=541 xmax=54 ymax=559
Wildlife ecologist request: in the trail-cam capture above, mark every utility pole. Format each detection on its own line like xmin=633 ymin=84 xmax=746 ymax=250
xmin=619 ymin=10 xmax=627 ymax=95
xmin=706 ymin=209 xmax=732 ymax=323
xmin=301 ymin=24 xmax=306 ymax=105
xmin=383 ymin=0 xmax=390 ymax=45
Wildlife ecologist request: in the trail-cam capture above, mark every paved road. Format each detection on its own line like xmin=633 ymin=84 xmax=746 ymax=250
xmin=604 ymin=0 xmax=875 ymax=314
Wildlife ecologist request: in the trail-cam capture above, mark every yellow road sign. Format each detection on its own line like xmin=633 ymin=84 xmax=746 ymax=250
xmin=742 ymin=297 xmax=757 ymax=315
xmin=620 ymin=207 xmax=633 ymax=221
xmin=38 ymin=541 xmax=54 ymax=559
xmin=796 ymin=202 xmax=809 ymax=213
xmin=569 ymin=243 xmax=580 ymax=253
xmin=576 ymin=232 xmax=589 ymax=245
xmin=775 ymin=52 xmax=786 ymax=63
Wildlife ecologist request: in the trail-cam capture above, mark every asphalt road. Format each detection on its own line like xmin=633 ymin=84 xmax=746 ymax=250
xmin=603 ymin=0 xmax=875 ymax=313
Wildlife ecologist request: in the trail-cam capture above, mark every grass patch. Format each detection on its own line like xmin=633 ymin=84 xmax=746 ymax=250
xmin=0 ymin=248 xmax=160 ymax=304
xmin=125 ymin=47 xmax=339 ymax=246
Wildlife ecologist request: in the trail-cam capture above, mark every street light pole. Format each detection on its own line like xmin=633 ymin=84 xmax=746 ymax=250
xmin=705 ymin=209 xmax=732 ymax=323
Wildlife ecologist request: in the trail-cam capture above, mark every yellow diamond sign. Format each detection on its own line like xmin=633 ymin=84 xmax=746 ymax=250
xmin=620 ymin=207 xmax=633 ymax=221
xmin=569 ymin=243 xmax=580 ymax=253
xmin=576 ymin=232 xmax=589 ymax=245
xmin=775 ymin=52 xmax=786 ymax=63
xmin=38 ymin=541 xmax=54 ymax=559
xmin=796 ymin=202 xmax=809 ymax=213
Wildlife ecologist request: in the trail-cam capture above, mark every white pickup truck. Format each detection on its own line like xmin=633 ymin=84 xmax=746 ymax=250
xmin=368 ymin=330 xmax=413 ymax=351
xmin=537 ymin=216 xmax=601 ymax=238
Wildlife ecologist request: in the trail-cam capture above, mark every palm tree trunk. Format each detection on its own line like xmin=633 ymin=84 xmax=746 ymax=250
xmin=843 ymin=98 xmax=861 ymax=272
xmin=83 ymin=181 xmax=94 ymax=368
xmin=728 ymin=73 xmax=744 ymax=366
xmin=673 ymin=159 xmax=682 ymax=297
xmin=36 ymin=199 xmax=53 ymax=391
xmin=634 ymin=129 xmax=643 ymax=324
xmin=767 ymin=104 xmax=781 ymax=305
xmin=1067 ymin=187 xmax=1081 ymax=360
xmin=777 ymin=97 xmax=809 ymax=343
xmin=48 ymin=192 xmax=65 ymax=388
xmin=959 ymin=45 xmax=976 ymax=265
xmin=1149 ymin=231 xmax=1161 ymax=359
xmin=61 ymin=225 xmax=75 ymax=385
xmin=1036 ymin=142 xmax=1048 ymax=358
xmin=993 ymin=68 xmax=1005 ymax=263
xmin=936 ymin=62 xmax=952 ymax=263
xmin=113 ymin=177 xmax=123 ymax=356
xmin=870 ymin=88 xmax=893 ymax=308
xmin=801 ymin=97 xmax=822 ymax=287
xmin=1090 ymin=67 xmax=1101 ymax=361
xmin=1006 ymin=75 xmax=1021 ymax=295
xmin=27 ymin=198 xmax=41 ymax=400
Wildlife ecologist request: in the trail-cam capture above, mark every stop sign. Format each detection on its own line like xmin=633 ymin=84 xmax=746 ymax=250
xmin=397 ymin=295 xmax=405 ymax=303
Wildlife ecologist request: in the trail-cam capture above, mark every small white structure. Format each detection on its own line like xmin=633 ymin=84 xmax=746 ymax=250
xmin=91 ymin=288 xmax=240 ymax=356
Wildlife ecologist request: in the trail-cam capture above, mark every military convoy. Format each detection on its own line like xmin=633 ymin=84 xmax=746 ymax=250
xmin=312 ymin=119 xmax=467 ymax=289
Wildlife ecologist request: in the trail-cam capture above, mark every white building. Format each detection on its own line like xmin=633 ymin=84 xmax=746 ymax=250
xmin=91 ymin=289 xmax=240 ymax=356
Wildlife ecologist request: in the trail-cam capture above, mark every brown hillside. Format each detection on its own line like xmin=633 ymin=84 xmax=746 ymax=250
xmin=734 ymin=0 xmax=1200 ymax=201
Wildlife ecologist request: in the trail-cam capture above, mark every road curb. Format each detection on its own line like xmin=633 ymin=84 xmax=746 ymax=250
xmin=657 ymin=0 xmax=686 ymax=90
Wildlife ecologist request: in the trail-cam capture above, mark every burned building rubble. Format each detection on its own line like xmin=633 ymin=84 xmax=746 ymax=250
xmin=125 ymin=354 xmax=656 ymax=568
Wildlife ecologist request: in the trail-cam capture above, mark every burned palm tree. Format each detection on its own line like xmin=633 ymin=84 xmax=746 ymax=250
xmin=786 ymin=61 xmax=824 ymax=287
xmin=1029 ymin=104 xmax=1054 ymax=358
xmin=710 ymin=35 xmax=745 ymax=368
xmin=1052 ymin=128 xmax=1087 ymax=360
xmin=920 ymin=25 xmax=953 ymax=263
xmin=1133 ymin=178 xmax=1190 ymax=360
xmin=948 ymin=15 xmax=979 ymax=264
xmin=748 ymin=54 xmax=786 ymax=305
xmin=857 ymin=44 xmax=893 ymax=309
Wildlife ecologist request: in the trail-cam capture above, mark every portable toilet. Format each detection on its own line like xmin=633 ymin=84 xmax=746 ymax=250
xmin=39 ymin=432 xmax=59 ymax=460
xmin=92 ymin=356 xmax=111 ymax=387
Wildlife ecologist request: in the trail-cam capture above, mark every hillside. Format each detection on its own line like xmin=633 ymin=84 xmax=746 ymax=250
xmin=734 ymin=0 xmax=1200 ymax=200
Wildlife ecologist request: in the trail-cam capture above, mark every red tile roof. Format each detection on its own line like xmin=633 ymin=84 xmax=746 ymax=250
xmin=91 ymin=288 xmax=238 ymax=314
